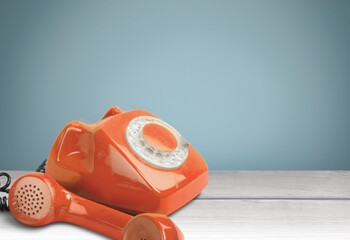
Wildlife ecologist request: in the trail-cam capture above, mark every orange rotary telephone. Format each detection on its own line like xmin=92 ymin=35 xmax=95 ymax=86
xmin=2 ymin=106 xmax=208 ymax=239
xmin=46 ymin=106 xmax=208 ymax=215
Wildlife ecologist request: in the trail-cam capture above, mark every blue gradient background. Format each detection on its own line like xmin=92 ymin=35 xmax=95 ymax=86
xmin=1 ymin=0 xmax=349 ymax=170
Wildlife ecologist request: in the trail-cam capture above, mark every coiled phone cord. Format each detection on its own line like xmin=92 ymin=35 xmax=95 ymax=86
xmin=0 ymin=159 xmax=47 ymax=211
xmin=0 ymin=172 xmax=10 ymax=211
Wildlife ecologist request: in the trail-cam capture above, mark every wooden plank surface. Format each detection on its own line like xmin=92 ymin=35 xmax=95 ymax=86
xmin=1 ymin=171 xmax=350 ymax=240
xmin=171 ymin=199 xmax=350 ymax=240
xmin=200 ymin=171 xmax=350 ymax=199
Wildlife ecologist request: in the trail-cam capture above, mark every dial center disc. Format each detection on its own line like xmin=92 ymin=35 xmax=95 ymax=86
xmin=142 ymin=123 xmax=177 ymax=152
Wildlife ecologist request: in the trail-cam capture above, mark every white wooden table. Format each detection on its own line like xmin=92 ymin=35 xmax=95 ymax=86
xmin=1 ymin=171 xmax=350 ymax=239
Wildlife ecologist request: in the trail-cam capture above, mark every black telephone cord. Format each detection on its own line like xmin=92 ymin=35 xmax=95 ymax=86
xmin=0 ymin=172 xmax=10 ymax=211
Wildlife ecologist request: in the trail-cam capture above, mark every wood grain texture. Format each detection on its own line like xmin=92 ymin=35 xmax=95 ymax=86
xmin=1 ymin=171 xmax=350 ymax=239
xmin=171 ymin=199 xmax=350 ymax=240
xmin=200 ymin=171 xmax=350 ymax=199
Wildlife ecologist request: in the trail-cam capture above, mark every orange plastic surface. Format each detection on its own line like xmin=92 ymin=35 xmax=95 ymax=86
xmin=142 ymin=123 xmax=178 ymax=151
xmin=9 ymin=172 xmax=184 ymax=240
xmin=46 ymin=106 xmax=208 ymax=215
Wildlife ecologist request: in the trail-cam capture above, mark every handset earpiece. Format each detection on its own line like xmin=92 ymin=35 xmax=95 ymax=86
xmin=8 ymin=172 xmax=183 ymax=240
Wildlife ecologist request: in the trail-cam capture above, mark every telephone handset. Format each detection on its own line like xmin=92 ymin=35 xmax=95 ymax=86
xmin=46 ymin=106 xmax=208 ymax=215
xmin=8 ymin=172 xmax=183 ymax=240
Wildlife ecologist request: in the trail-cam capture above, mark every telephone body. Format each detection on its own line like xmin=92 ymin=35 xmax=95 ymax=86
xmin=46 ymin=106 xmax=208 ymax=215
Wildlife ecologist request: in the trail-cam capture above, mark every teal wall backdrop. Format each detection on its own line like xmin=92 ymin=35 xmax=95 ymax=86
xmin=1 ymin=0 xmax=349 ymax=170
